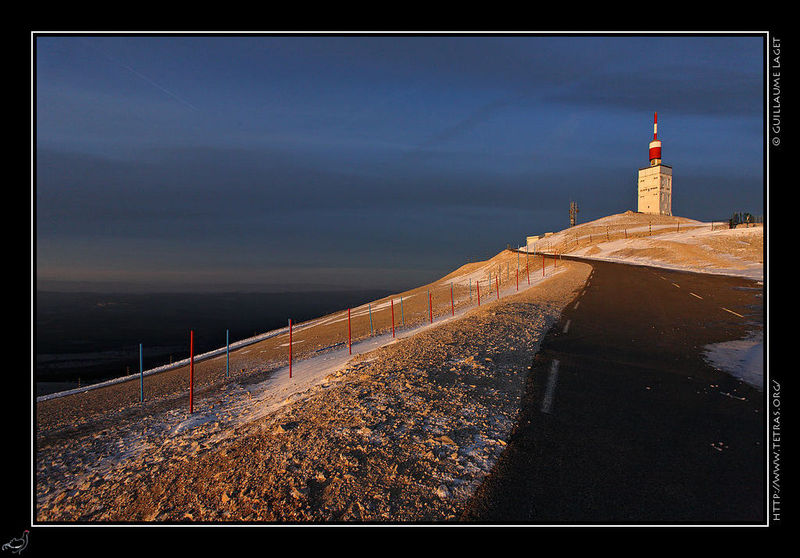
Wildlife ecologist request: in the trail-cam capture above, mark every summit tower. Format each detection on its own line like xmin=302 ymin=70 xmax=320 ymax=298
xmin=637 ymin=112 xmax=672 ymax=215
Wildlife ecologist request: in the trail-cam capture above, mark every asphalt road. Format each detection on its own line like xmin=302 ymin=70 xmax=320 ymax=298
xmin=461 ymin=258 xmax=765 ymax=525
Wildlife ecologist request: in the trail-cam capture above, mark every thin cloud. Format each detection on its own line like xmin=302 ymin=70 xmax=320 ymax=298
xmin=80 ymin=38 xmax=200 ymax=112
xmin=403 ymin=94 xmax=533 ymax=160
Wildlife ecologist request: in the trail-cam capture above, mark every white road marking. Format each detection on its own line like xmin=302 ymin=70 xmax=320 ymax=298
xmin=562 ymin=319 xmax=571 ymax=334
xmin=689 ymin=292 xmax=703 ymax=299
xmin=721 ymin=307 xmax=744 ymax=318
xmin=671 ymin=282 xmax=681 ymax=288
xmin=574 ymin=301 xmax=580 ymax=310
xmin=541 ymin=359 xmax=560 ymax=414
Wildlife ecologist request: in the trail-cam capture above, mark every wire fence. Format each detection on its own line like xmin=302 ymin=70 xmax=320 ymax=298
xmin=38 ymin=218 xmax=746 ymax=412
xmin=527 ymin=219 xmax=738 ymax=255
xmin=36 ymin=250 xmax=567 ymax=412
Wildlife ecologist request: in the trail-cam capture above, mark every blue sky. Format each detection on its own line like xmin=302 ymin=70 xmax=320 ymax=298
xmin=35 ymin=34 xmax=765 ymax=292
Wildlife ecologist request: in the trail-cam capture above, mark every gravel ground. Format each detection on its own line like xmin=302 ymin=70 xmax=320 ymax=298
xmin=35 ymin=262 xmax=591 ymax=523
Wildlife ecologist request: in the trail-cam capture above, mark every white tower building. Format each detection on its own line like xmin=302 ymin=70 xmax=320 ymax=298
xmin=637 ymin=112 xmax=672 ymax=215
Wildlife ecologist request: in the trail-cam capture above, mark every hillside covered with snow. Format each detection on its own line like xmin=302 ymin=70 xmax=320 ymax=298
xmin=523 ymin=211 xmax=763 ymax=281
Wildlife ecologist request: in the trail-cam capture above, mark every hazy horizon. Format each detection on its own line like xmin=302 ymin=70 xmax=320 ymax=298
xmin=35 ymin=277 xmax=410 ymax=294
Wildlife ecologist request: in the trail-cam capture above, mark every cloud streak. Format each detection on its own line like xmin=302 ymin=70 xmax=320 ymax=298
xmin=80 ymin=38 xmax=200 ymax=112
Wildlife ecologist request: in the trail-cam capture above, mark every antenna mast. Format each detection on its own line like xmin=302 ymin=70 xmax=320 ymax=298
xmin=569 ymin=201 xmax=579 ymax=227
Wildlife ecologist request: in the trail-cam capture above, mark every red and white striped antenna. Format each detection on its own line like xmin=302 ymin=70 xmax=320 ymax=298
xmin=653 ymin=111 xmax=658 ymax=140
xmin=649 ymin=111 xmax=662 ymax=164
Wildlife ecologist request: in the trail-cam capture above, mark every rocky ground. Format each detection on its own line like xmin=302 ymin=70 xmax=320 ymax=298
xmin=36 ymin=213 xmax=764 ymax=525
xmin=36 ymin=262 xmax=592 ymax=523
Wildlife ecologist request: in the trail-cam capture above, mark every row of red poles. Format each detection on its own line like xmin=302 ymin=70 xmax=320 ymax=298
xmin=184 ymin=251 xmax=560 ymax=414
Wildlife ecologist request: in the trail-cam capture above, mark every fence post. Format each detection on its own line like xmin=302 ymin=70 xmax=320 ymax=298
xmin=139 ymin=343 xmax=143 ymax=403
xmin=189 ymin=330 xmax=194 ymax=414
xmin=225 ymin=329 xmax=230 ymax=378
xmin=368 ymin=304 xmax=374 ymax=335
xmin=400 ymin=296 xmax=405 ymax=327
xmin=429 ymin=291 xmax=433 ymax=323
xmin=469 ymin=278 xmax=472 ymax=301
xmin=391 ymin=299 xmax=395 ymax=338
xmin=495 ymin=274 xmax=499 ymax=301
xmin=450 ymin=283 xmax=454 ymax=316
xmin=477 ymin=280 xmax=481 ymax=306
xmin=289 ymin=318 xmax=292 ymax=378
xmin=526 ymin=251 xmax=530 ymax=285
xmin=516 ymin=267 xmax=519 ymax=291
xmin=348 ymin=308 xmax=352 ymax=354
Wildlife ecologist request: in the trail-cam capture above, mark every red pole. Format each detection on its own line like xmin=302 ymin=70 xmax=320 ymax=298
xmin=496 ymin=274 xmax=499 ymax=300
xmin=348 ymin=308 xmax=352 ymax=354
xmin=189 ymin=329 xmax=194 ymax=414
xmin=450 ymin=283 xmax=454 ymax=316
xmin=516 ymin=267 xmax=519 ymax=291
xmin=391 ymin=299 xmax=395 ymax=338
xmin=289 ymin=318 xmax=293 ymax=378
xmin=526 ymin=252 xmax=530 ymax=285
xmin=429 ymin=292 xmax=433 ymax=323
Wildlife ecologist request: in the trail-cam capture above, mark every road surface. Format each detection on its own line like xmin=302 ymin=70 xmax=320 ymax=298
xmin=461 ymin=257 xmax=765 ymax=525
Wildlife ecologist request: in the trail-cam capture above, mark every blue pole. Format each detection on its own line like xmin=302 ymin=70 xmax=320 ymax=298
xmin=369 ymin=303 xmax=373 ymax=335
xmin=139 ymin=343 xmax=143 ymax=402
xmin=226 ymin=329 xmax=230 ymax=377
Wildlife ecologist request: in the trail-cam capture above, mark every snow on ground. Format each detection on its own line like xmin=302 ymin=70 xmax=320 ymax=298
xmin=37 ymin=263 xmax=573 ymax=522
xmin=521 ymin=212 xmax=765 ymax=392
xmin=36 ymin=211 xmax=765 ymax=522
xmin=566 ymin=226 xmax=763 ymax=280
xmin=703 ymin=330 xmax=764 ymax=391
xmin=185 ymin=264 xmax=567 ymax=436
xmin=522 ymin=212 xmax=764 ymax=281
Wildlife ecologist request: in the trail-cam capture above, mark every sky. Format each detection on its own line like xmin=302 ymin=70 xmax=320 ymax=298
xmin=34 ymin=34 xmax=765 ymax=292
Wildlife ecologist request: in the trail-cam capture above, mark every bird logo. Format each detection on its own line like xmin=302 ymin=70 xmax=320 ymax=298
xmin=1 ymin=530 xmax=28 ymax=555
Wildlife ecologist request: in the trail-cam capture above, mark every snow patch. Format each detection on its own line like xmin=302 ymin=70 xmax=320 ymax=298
xmin=703 ymin=330 xmax=764 ymax=391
